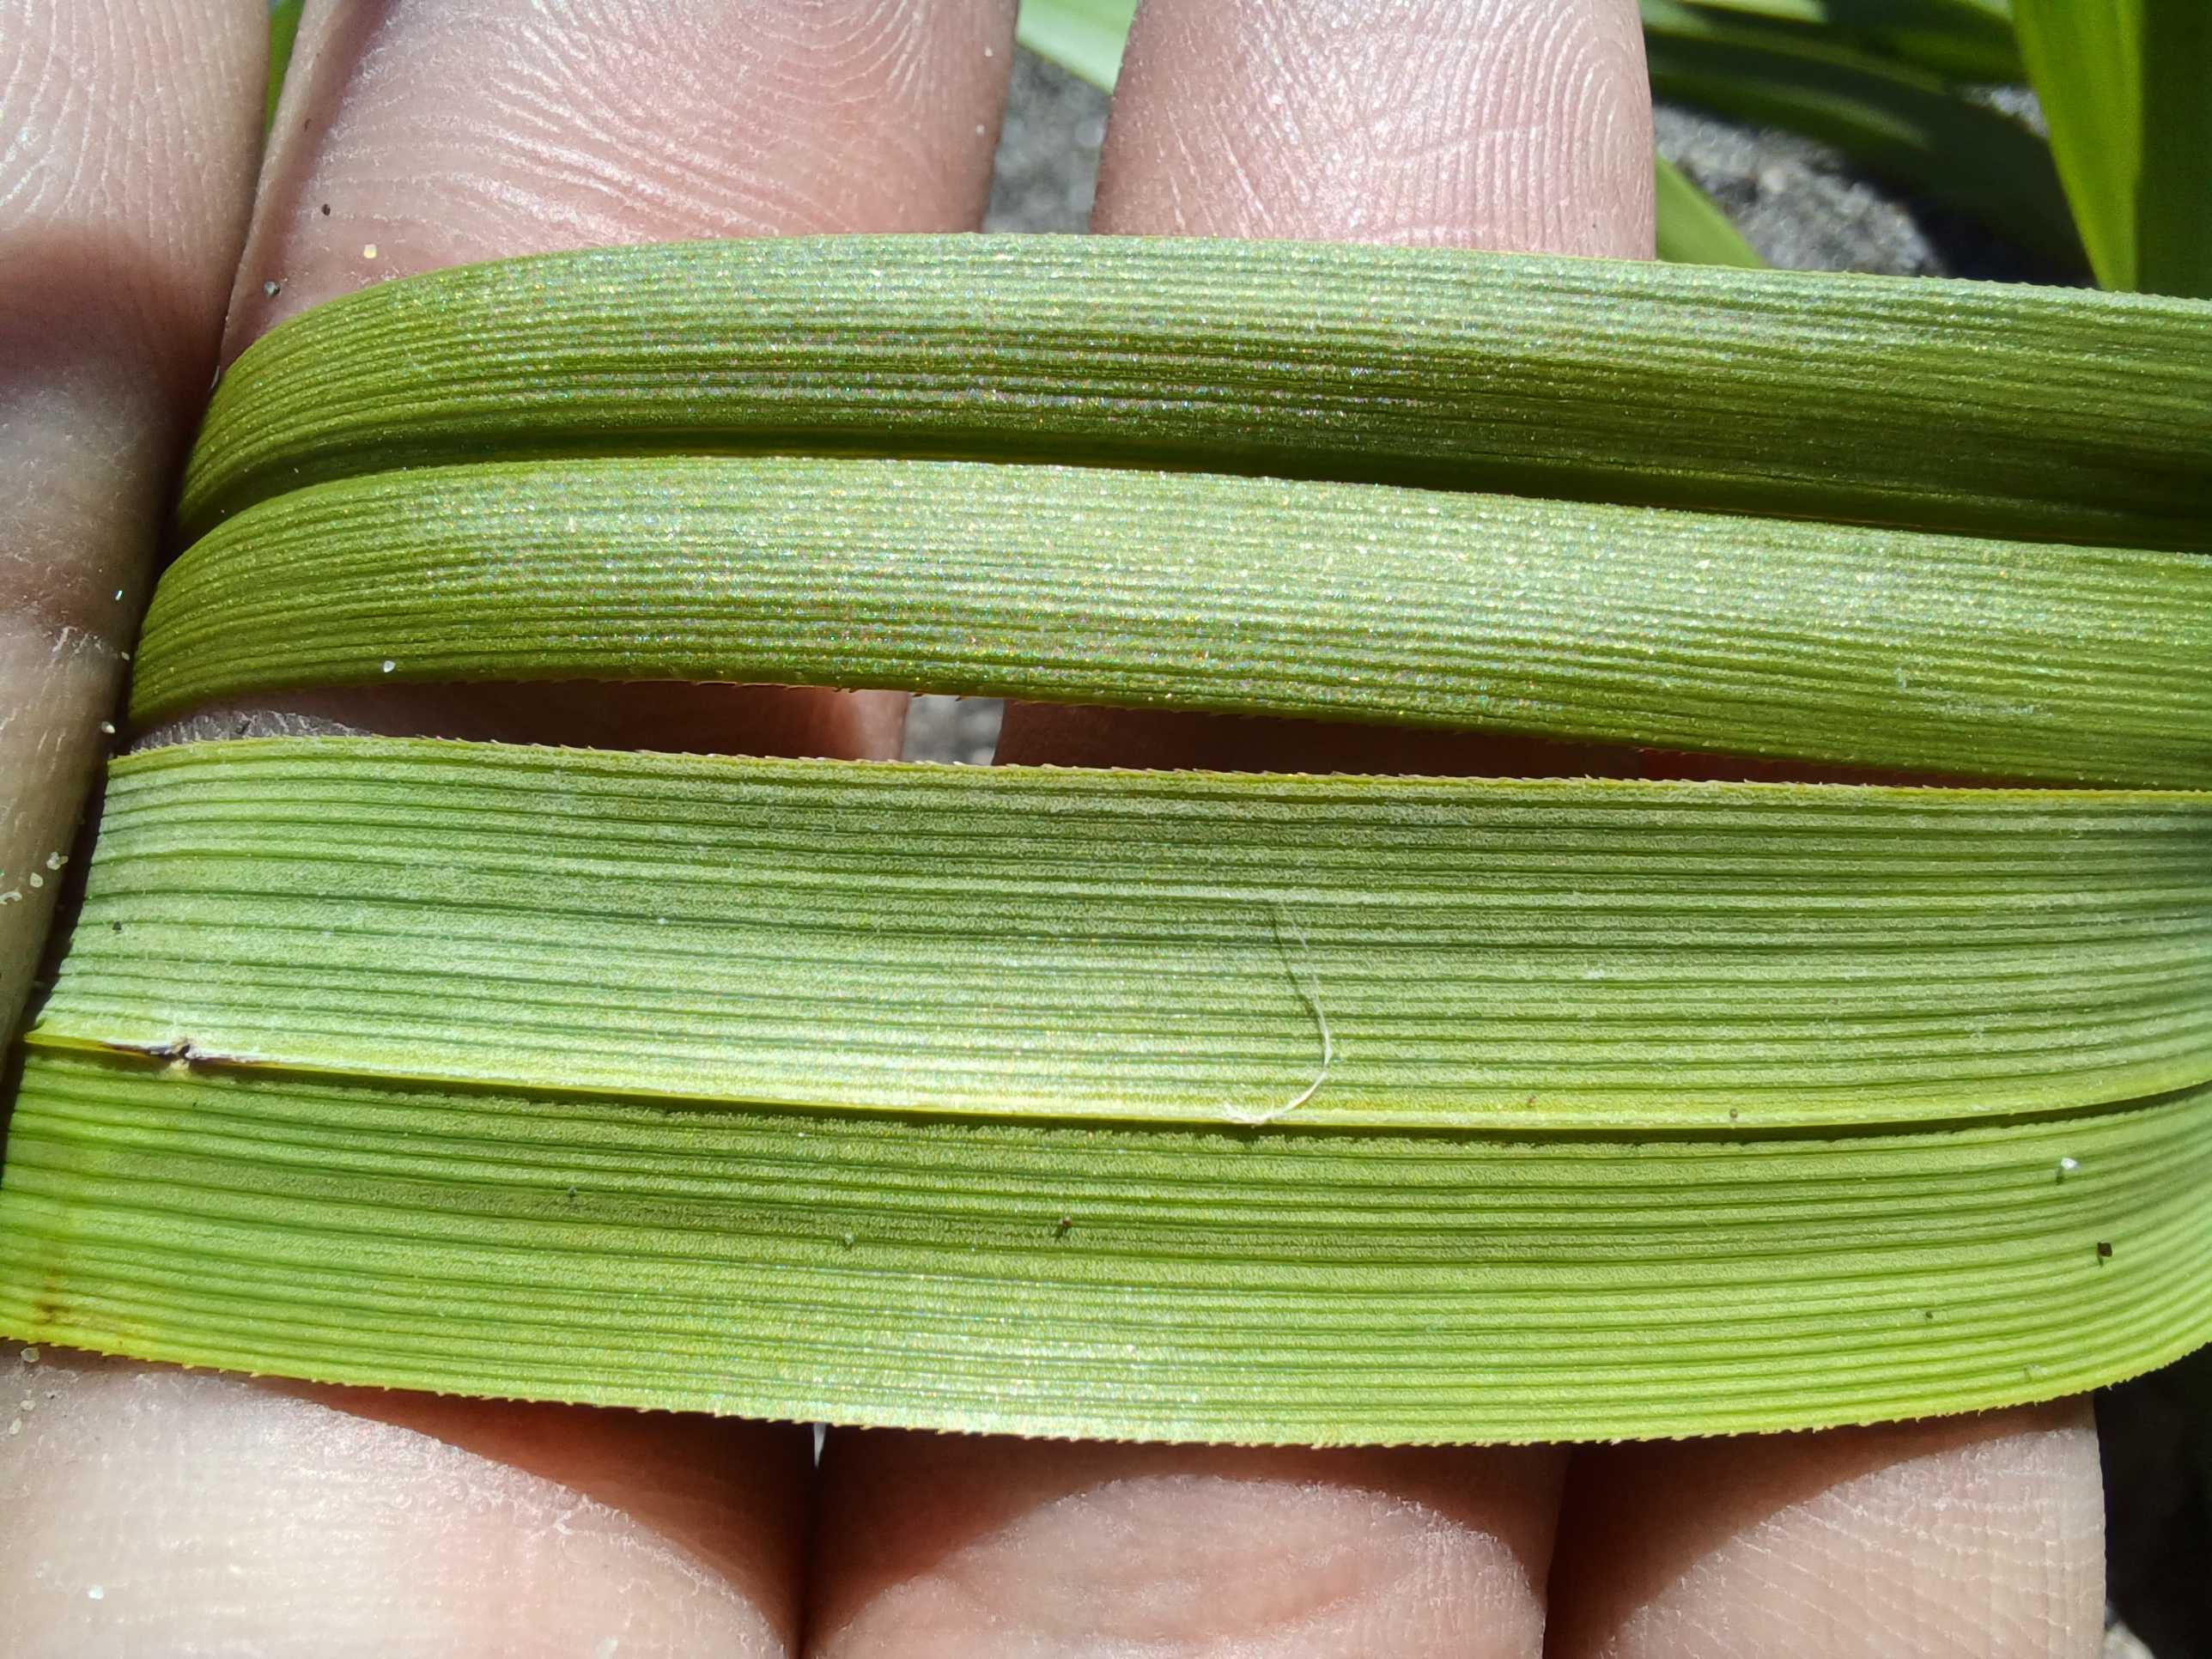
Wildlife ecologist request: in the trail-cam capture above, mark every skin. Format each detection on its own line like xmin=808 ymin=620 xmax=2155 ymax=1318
xmin=0 ymin=1 xmax=2104 ymax=1653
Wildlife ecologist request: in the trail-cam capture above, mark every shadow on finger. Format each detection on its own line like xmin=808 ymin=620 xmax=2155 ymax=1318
xmin=808 ymin=1431 xmax=1565 ymax=1659
xmin=1545 ymin=1401 xmax=2106 ymax=1659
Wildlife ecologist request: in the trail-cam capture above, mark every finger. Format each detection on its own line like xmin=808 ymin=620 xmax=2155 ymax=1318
xmin=1093 ymin=0 xmax=1652 ymax=252
xmin=993 ymin=0 xmax=1652 ymax=770
xmin=813 ymin=4 xmax=1651 ymax=1654
xmin=0 ymin=0 xmax=260 ymax=1039
xmin=808 ymin=1434 xmax=1565 ymax=1659
xmin=0 ymin=1347 xmax=806 ymax=1656
xmin=192 ymin=0 xmax=1019 ymax=760
xmin=26 ymin=2 xmax=1018 ymax=1652
xmin=1079 ymin=6 xmax=2097 ymax=1654
xmin=1544 ymin=1402 xmax=2105 ymax=1659
xmin=234 ymin=0 xmax=1013 ymax=342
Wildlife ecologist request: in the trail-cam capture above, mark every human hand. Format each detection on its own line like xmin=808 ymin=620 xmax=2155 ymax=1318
xmin=0 ymin=2 xmax=2103 ymax=1653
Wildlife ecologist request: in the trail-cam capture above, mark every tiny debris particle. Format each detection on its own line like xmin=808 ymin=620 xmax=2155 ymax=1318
xmin=21 ymin=1347 xmax=39 ymax=1364
xmin=2096 ymin=1240 xmax=2114 ymax=1260
xmin=262 ymin=279 xmax=283 ymax=299
xmin=380 ymin=659 xmax=397 ymax=673
xmin=5 ymin=1419 xmax=16 ymax=1437
xmin=0 ymin=890 xmax=21 ymax=906
xmin=840 ymin=1232 xmax=856 ymax=1249
xmin=319 ymin=203 xmax=331 ymax=216
xmin=110 ymin=921 xmax=123 ymax=933
xmin=1055 ymin=1215 xmax=1073 ymax=1237
xmin=2057 ymin=1155 xmax=2080 ymax=1180
xmin=98 ymin=720 xmax=116 ymax=736
xmin=112 ymin=589 xmax=123 ymax=602
xmin=27 ymin=873 xmax=41 ymax=889
xmin=362 ymin=243 xmax=380 ymax=260
xmin=45 ymin=854 xmax=64 ymax=872
xmin=87 ymin=1586 xmax=103 ymax=1601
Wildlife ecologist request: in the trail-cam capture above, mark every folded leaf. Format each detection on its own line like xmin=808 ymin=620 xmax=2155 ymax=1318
xmin=37 ymin=741 xmax=2212 ymax=1134
xmin=137 ymin=457 xmax=2212 ymax=787
xmin=179 ymin=237 xmax=2212 ymax=551
xmin=3 ymin=1035 xmax=2203 ymax=1443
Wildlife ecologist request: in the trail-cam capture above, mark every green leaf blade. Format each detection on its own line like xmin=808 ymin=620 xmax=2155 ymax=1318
xmin=3 ymin=1048 xmax=2205 ymax=1442
xmin=1643 ymin=0 xmax=2084 ymax=270
xmin=1662 ymin=0 xmax=2025 ymax=87
xmin=2017 ymin=0 xmax=2212 ymax=299
xmin=35 ymin=741 xmax=2212 ymax=1134
xmin=178 ymin=237 xmax=2212 ymax=552
xmin=1013 ymin=0 xmax=1139 ymax=92
xmin=135 ymin=457 xmax=2212 ymax=787
xmin=1655 ymin=155 xmax=1766 ymax=266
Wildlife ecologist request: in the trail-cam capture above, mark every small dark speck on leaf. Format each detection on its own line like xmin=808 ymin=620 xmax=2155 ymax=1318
xmin=1727 ymin=1108 xmax=1740 ymax=1122
xmin=319 ymin=203 xmax=331 ymax=216
xmin=1055 ymin=1215 xmax=1073 ymax=1237
xmin=565 ymin=1186 xmax=577 ymax=1202
xmin=109 ymin=921 xmax=122 ymax=933
xmin=2096 ymin=1241 xmax=2113 ymax=1261
xmin=1923 ymin=1310 xmax=1935 ymax=1320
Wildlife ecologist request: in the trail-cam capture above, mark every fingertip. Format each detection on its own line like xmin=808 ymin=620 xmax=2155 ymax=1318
xmin=202 ymin=0 xmax=1018 ymax=754
xmin=0 ymin=1349 xmax=806 ymax=1657
xmin=1546 ymin=1403 xmax=2105 ymax=1659
xmin=808 ymin=1431 xmax=1565 ymax=1658
xmin=226 ymin=0 xmax=1018 ymax=356
xmin=1095 ymin=0 xmax=1652 ymax=255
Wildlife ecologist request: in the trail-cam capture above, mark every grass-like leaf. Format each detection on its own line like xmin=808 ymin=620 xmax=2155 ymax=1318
xmin=3 ymin=1047 xmax=2202 ymax=1443
xmin=178 ymin=237 xmax=2212 ymax=550
xmin=1665 ymin=0 xmax=2023 ymax=86
xmin=1642 ymin=0 xmax=2082 ymax=270
xmin=1654 ymin=155 xmax=1766 ymax=265
xmin=1013 ymin=0 xmax=1137 ymax=91
xmin=265 ymin=0 xmax=303 ymax=130
xmin=137 ymin=457 xmax=2212 ymax=787
xmin=8 ymin=738 xmax=2209 ymax=1440
xmin=2014 ymin=0 xmax=2212 ymax=299
xmin=36 ymin=741 xmax=2212 ymax=1134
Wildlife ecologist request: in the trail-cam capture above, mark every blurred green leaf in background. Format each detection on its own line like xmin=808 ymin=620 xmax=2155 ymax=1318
xmin=1654 ymin=152 xmax=1766 ymax=264
xmin=1638 ymin=0 xmax=2082 ymax=270
xmin=1681 ymin=0 xmax=2023 ymax=82
xmin=1012 ymin=0 xmax=2212 ymax=294
xmin=266 ymin=0 xmax=302 ymax=130
xmin=2015 ymin=0 xmax=2212 ymax=298
xmin=1013 ymin=0 xmax=1139 ymax=91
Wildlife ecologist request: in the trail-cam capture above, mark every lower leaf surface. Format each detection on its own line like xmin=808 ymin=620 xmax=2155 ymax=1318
xmin=3 ymin=1050 xmax=2203 ymax=1443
